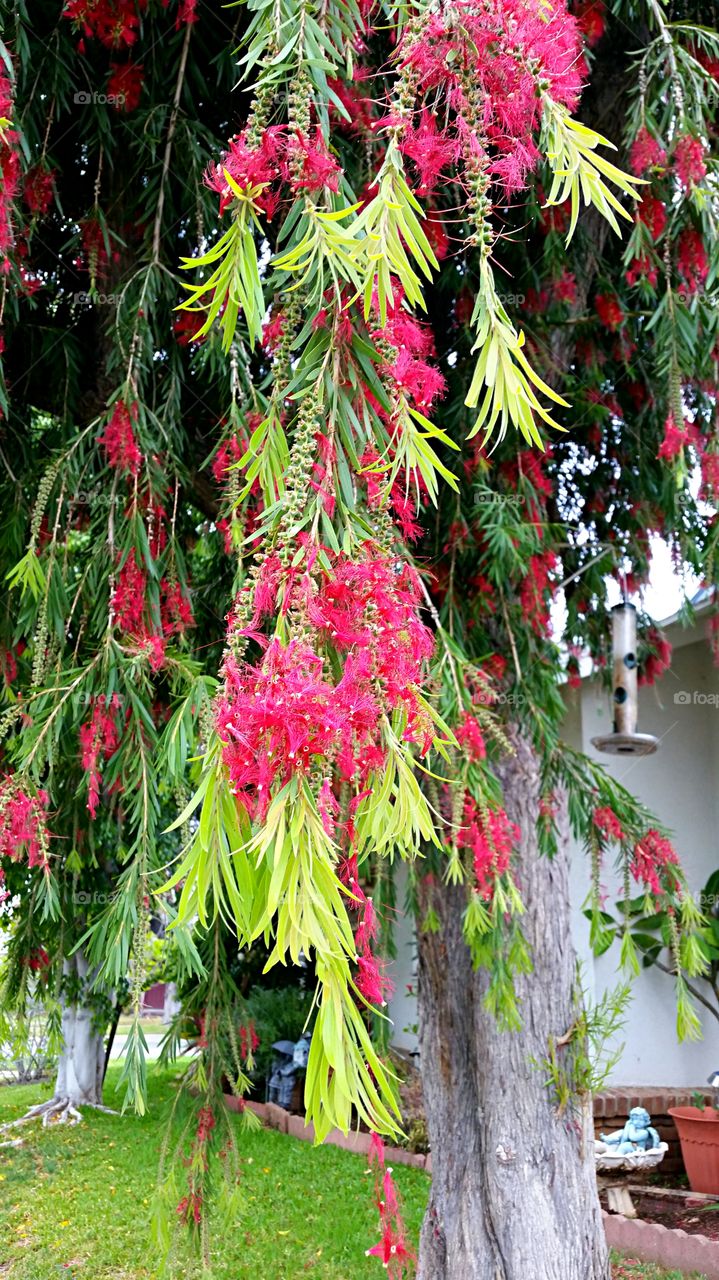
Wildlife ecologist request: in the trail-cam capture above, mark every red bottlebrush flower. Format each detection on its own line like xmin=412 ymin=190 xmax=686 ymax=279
xmin=98 ymin=400 xmax=142 ymax=475
xmin=356 ymin=951 xmax=392 ymax=1006
xmin=629 ymin=128 xmax=667 ymax=176
xmin=552 ymin=269 xmax=578 ymax=305
xmin=592 ymin=805 xmax=624 ymax=843
xmin=639 ymin=628 xmax=672 ymax=686
xmin=0 ymin=648 xmax=17 ymax=685
xmin=631 ymin=828 xmax=679 ymax=897
xmin=455 ymin=712 xmax=487 ymax=762
xmin=574 ymin=0 xmax=605 ymax=46
xmin=637 ymin=194 xmax=667 ymax=241
xmin=111 ymin=549 xmax=147 ymax=633
xmin=457 ymin=799 xmax=519 ymax=901
xmin=399 ymin=109 xmax=458 ymax=195
xmin=389 ymin=347 xmax=446 ymax=410
xmin=594 ymin=293 xmax=624 ymax=330
xmin=206 ymin=127 xmax=286 ymax=216
xmin=262 ymin=309 xmax=286 ymax=354
xmin=519 ymin=551 xmax=559 ymax=635
xmin=172 ymin=310 xmax=204 ymax=346
xmin=63 ymin=0 xmax=147 ymax=49
xmin=657 ymin=412 xmax=690 ymax=461
xmin=700 ymin=452 xmax=719 ymax=501
xmin=0 ymin=777 xmax=50 ymax=869
xmin=176 ymin=0 xmax=198 ymax=25
xmin=287 ymin=131 xmax=342 ymax=194
xmin=79 ymin=696 xmax=121 ymax=818
xmin=23 ymin=165 xmax=56 ymax=217
xmin=676 ymin=227 xmax=709 ymax=295
xmin=161 ymin=579 xmax=194 ymax=636
xmin=673 ymin=135 xmax=707 ymax=188
xmin=108 ymin=61 xmax=144 ymax=112
xmin=625 ymin=254 xmax=658 ymax=290
xmin=28 ymin=947 xmax=51 ymax=972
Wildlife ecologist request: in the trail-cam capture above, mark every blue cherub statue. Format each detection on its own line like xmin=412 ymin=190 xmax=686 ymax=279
xmin=600 ymin=1106 xmax=660 ymax=1154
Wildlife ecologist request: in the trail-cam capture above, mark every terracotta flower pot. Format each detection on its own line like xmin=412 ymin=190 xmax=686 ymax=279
xmin=669 ymin=1106 xmax=719 ymax=1193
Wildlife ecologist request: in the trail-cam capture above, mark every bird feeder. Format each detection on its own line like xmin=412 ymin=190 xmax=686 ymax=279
xmin=591 ymin=602 xmax=659 ymax=757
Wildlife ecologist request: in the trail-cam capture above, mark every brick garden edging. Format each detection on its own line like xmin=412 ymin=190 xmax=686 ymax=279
xmin=224 ymin=1095 xmax=431 ymax=1170
xmin=604 ymin=1210 xmax=719 ymax=1278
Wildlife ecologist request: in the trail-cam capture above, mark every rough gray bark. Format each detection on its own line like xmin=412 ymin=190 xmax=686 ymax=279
xmin=417 ymin=734 xmax=609 ymax=1280
xmin=53 ymin=949 xmax=105 ymax=1109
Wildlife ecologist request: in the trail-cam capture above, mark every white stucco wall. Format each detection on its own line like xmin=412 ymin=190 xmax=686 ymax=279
xmin=386 ymin=618 xmax=719 ymax=1086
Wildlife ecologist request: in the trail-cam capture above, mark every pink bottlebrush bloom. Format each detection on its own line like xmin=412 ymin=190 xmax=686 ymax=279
xmin=457 ymin=797 xmax=519 ymax=900
xmin=639 ymin=628 xmax=673 ymax=686
xmin=79 ymin=698 xmax=121 ymax=819
xmin=368 ymin=1131 xmax=385 ymax=1168
xmin=317 ymin=777 xmax=340 ymax=837
xmin=111 ymin=549 xmax=147 ymax=633
xmin=594 ymin=293 xmax=624 ymax=331
xmin=161 ymin=579 xmax=195 ymax=636
xmin=637 ymin=194 xmax=667 ymax=241
xmin=676 ymin=228 xmax=708 ymax=294
xmin=23 ymin=165 xmax=56 ymax=216
xmin=673 ymin=135 xmax=707 ymax=188
xmin=592 ymin=806 xmax=625 ymax=843
xmin=629 ymin=128 xmax=667 ymax=176
xmin=356 ymin=950 xmax=391 ymax=1006
xmin=574 ymin=0 xmax=606 ymax=46
xmin=108 ymin=60 xmax=144 ymax=112
xmin=287 ymin=131 xmax=342 ymax=193
xmin=262 ymin=309 xmax=285 ymax=353
xmin=399 ymin=108 xmax=458 ymax=194
xmin=98 ymin=400 xmax=142 ymax=475
xmin=0 ymin=777 xmax=50 ymax=869
xmin=631 ymin=828 xmax=680 ymax=896
xmin=354 ymin=896 xmax=379 ymax=952
xmin=658 ymin=412 xmax=690 ymax=460
xmin=625 ymin=254 xmax=658 ymax=289
xmin=455 ymin=712 xmax=487 ymax=762
xmin=389 ymin=347 xmax=446 ymax=410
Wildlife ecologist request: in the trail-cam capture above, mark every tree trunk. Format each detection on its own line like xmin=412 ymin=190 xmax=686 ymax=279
xmin=417 ymin=733 xmax=609 ymax=1280
xmin=53 ymin=949 xmax=105 ymax=1107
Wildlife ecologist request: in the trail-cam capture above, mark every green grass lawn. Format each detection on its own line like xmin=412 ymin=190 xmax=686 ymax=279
xmin=0 ymin=1065 xmax=428 ymax=1279
xmin=0 ymin=1068 xmax=706 ymax=1280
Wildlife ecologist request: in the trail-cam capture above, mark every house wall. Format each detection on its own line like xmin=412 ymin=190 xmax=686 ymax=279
xmin=386 ymin=627 xmax=719 ymax=1085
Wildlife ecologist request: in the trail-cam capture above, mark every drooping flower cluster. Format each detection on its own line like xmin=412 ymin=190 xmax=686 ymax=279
xmin=176 ymin=1104 xmax=215 ymax=1227
xmin=631 ymin=828 xmax=680 ymax=898
xmin=108 ymin=61 xmax=144 ymax=112
xmin=0 ymin=61 xmax=20 ymax=271
xmin=592 ymin=805 xmax=625 ymax=844
xmin=216 ymin=551 xmax=434 ymax=816
xmin=340 ymin=853 xmax=392 ymax=1008
xmin=238 ymin=1022 xmax=259 ymax=1063
xmin=0 ymin=777 xmax=50 ymax=870
xmin=365 ymin=1133 xmax=414 ymax=1278
xmin=79 ymin=696 xmax=121 ymax=818
xmin=63 ymin=0 xmax=147 ymax=49
xmin=456 ymin=797 xmax=520 ymax=900
xmin=98 ymin=400 xmax=142 ymax=475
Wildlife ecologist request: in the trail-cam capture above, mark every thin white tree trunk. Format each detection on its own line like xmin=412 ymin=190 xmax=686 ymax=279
xmin=53 ymin=949 xmax=104 ymax=1107
xmin=417 ymin=733 xmax=609 ymax=1280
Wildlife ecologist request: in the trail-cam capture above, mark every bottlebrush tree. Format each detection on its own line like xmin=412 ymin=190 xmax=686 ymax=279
xmin=0 ymin=0 xmax=717 ymax=1276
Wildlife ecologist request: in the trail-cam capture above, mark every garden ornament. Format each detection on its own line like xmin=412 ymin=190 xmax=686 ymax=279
xmin=600 ymin=1106 xmax=660 ymax=1154
xmin=595 ymin=1106 xmax=667 ymax=1174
